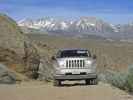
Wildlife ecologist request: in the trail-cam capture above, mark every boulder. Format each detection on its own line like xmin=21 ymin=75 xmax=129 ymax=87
xmin=0 ymin=14 xmax=26 ymax=56
xmin=0 ymin=63 xmax=16 ymax=84
xmin=0 ymin=14 xmax=41 ymax=79
xmin=0 ymin=13 xmax=54 ymax=81
xmin=38 ymin=58 xmax=54 ymax=81
xmin=23 ymin=42 xmax=40 ymax=79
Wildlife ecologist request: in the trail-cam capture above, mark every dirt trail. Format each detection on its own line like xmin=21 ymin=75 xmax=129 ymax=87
xmin=0 ymin=81 xmax=132 ymax=100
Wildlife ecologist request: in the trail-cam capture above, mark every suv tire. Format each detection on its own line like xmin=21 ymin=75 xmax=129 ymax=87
xmin=91 ymin=78 xmax=98 ymax=85
xmin=85 ymin=79 xmax=90 ymax=85
xmin=85 ymin=78 xmax=98 ymax=85
xmin=54 ymin=80 xmax=61 ymax=86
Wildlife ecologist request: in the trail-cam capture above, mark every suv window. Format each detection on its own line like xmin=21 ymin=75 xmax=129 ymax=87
xmin=57 ymin=50 xmax=90 ymax=58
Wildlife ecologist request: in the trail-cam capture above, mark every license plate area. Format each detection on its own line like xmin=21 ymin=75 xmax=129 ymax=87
xmin=65 ymin=73 xmax=72 ymax=75
xmin=65 ymin=72 xmax=86 ymax=75
xmin=80 ymin=72 xmax=86 ymax=75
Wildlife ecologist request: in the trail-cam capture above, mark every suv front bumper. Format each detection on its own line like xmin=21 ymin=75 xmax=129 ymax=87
xmin=54 ymin=73 xmax=97 ymax=80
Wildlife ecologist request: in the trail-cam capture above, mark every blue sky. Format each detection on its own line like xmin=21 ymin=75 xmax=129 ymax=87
xmin=0 ymin=0 xmax=133 ymax=24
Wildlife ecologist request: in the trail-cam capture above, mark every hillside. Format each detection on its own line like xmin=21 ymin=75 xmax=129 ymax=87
xmin=0 ymin=14 xmax=53 ymax=82
xmin=0 ymin=14 xmax=26 ymax=55
xmin=27 ymin=34 xmax=133 ymax=72
xmin=0 ymin=13 xmax=133 ymax=82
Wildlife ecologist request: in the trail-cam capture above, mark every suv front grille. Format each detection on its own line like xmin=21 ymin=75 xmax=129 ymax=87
xmin=66 ymin=60 xmax=85 ymax=69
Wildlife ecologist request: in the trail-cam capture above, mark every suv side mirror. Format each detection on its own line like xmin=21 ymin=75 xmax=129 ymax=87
xmin=92 ymin=54 xmax=97 ymax=59
xmin=51 ymin=56 xmax=56 ymax=60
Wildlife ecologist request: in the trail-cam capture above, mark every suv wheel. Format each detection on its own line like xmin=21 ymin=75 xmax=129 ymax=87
xmin=91 ymin=78 xmax=98 ymax=85
xmin=85 ymin=79 xmax=98 ymax=85
xmin=85 ymin=79 xmax=90 ymax=85
xmin=54 ymin=80 xmax=61 ymax=86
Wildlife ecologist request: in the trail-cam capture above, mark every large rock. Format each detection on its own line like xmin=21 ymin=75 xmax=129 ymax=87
xmin=23 ymin=42 xmax=40 ymax=79
xmin=0 ymin=63 xmax=16 ymax=84
xmin=0 ymin=14 xmax=26 ymax=56
xmin=38 ymin=58 xmax=54 ymax=81
xmin=0 ymin=13 xmax=54 ymax=81
xmin=0 ymin=14 xmax=40 ymax=79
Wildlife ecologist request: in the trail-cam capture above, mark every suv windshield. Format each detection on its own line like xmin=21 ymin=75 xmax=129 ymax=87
xmin=57 ymin=50 xmax=90 ymax=58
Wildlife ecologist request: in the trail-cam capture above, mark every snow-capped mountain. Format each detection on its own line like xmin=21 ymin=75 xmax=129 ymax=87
xmin=68 ymin=17 xmax=115 ymax=36
xmin=19 ymin=17 xmax=70 ymax=31
xmin=18 ymin=17 xmax=133 ymax=39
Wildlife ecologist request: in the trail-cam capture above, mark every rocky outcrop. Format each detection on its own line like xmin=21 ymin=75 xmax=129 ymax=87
xmin=38 ymin=58 xmax=54 ymax=81
xmin=0 ymin=63 xmax=16 ymax=84
xmin=0 ymin=13 xmax=57 ymax=83
xmin=23 ymin=41 xmax=40 ymax=79
xmin=0 ymin=14 xmax=26 ymax=56
xmin=0 ymin=14 xmax=41 ymax=80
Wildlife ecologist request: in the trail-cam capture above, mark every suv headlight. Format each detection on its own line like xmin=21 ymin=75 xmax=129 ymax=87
xmin=59 ymin=61 xmax=65 ymax=66
xmin=85 ymin=59 xmax=96 ymax=68
xmin=85 ymin=60 xmax=92 ymax=65
xmin=57 ymin=59 xmax=65 ymax=67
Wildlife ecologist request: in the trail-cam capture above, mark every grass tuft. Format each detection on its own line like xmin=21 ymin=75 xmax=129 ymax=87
xmin=99 ymin=65 xmax=133 ymax=93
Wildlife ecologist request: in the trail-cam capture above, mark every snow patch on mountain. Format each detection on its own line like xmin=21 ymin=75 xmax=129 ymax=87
xmin=18 ymin=17 xmax=133 ymax=40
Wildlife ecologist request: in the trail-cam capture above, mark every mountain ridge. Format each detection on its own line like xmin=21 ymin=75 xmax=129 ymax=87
xmin=18 ymin=17 xmax=133 ymax=40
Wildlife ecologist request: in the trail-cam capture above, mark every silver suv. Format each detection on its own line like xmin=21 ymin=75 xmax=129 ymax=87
xmin=52 ymin=49 xmax=98 ymax=86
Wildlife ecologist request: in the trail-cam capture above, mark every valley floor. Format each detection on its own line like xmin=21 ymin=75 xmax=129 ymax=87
xmin=0 ymin=81 xmax=132 ymax=100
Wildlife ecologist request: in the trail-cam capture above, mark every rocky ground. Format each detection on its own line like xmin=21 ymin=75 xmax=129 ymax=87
xmin=0 ymin=14 xmax=53 ymax=83
xmin=0 ymin=81 xmax=133 ymax=100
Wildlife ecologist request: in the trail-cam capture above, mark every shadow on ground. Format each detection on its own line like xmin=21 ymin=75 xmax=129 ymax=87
xmin=57 ymin=82 xmax=93 ymax=87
